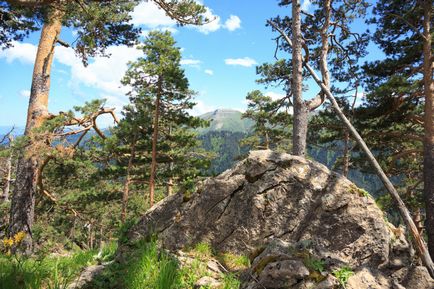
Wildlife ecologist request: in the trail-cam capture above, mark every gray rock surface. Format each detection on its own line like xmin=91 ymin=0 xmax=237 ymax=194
xmin=129 ymin=150 xmax=434 ymax=288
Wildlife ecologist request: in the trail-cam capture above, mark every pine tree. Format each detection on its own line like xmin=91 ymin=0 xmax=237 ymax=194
xmin=241 ymin=90 xmax=292 ymax=152
xmin=361 ymin=0 xmax=434 ymax=258
xmin=4 ymin=0 xmax=207 ymax=252
xmin=264 ymin=0 xmax=368 ymax=156
xmin=120 ymin=31 xmax=210 ymax=208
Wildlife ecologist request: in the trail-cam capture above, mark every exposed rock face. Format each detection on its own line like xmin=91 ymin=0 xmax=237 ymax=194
xmin=129 ymin=150 xmax=433 ymax=288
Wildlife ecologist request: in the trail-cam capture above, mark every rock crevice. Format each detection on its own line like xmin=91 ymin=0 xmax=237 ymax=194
xmin=128 ymin=150 xmax=434 ymax=288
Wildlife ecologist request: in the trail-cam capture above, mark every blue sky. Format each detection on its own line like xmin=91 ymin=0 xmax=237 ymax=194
xmin=0 ymin=0 xmax=374 ymax=127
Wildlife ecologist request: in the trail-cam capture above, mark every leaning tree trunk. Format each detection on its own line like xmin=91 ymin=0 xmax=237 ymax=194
xmin=304 ymin=58 xmax=434 ymax=278
xmin=9 ymin=9 xmax=62 ymax=253
xmin=291 ymin=0 xmax=307 ymax=157
xmin=342 ymin=129 xmax=350 ymax=177
xmin=422 ymin=0 xmax=434 ymax=259
xmin=149 ymin=83 xmax=161 ymax=207
xmin=267 ymin=19 xmax=434 ymax=277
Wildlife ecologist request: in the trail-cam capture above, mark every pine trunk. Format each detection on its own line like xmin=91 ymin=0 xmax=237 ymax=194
xmin=342 ymin=129 xmax=350 ymax=177
xmin=149 ymin=84 xmax=161 ymax=207
xmin=8 ymin=9 xmax=62 ymax=253
xmin=291 ymin=0 xmax=307 ymax=157
xmin=422 ymin=0 xmax=434 ymax=259
xmin=264 ymin=131 xmax=270 ymax=150
xmin=166 ymin=176 xmax=173 ymax=196
xmin=303 ymin=57 xmax=434 ymax=278
xmin=319 ymin=0 xmax=331 ymax=90
xmin=2 ymin=137 xmax=13 ymax=202
xmin=121 ymin=136 xmax=136 ymax=223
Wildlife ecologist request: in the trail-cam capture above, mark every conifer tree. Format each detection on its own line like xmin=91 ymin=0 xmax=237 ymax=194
xmin=241 ymin=90 xmax=292 ymax=151
xmin=120 ymin=31 xmax=209 ymax=208
xmin=361 ymin=0 xmax=434 ymax=258
xmin=4 ymin=0 xmax=207 ymax=252
xmin=264 ymin=0 xmax=368 ymax=156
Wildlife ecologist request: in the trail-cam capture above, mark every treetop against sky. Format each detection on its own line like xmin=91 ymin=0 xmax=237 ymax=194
xmin=0 ymin=0 xmax=380 ymax=127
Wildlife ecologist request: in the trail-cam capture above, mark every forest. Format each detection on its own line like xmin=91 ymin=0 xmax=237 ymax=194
xmin=0 ymin=0 xmax=433 ymax=288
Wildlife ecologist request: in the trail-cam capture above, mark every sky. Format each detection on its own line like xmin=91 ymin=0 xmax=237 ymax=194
xmin=0 ymin=0 xmax=373 ymax=128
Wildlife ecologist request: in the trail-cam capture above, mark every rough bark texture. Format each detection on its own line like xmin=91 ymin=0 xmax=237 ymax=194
xmin=128 ymin=150 xmax=433 ymax=288
xmin=319 ymin=0 xmax=331 ymax=90
xmin=121 ymin=137 xmax=136 ymax=223
xmin=342 ymin=129 xmax=350 ymax=176
xmin=2 ymin=136 xmax=13 ymax=202
xmin=166 ymin=176 xmax=174 ymax=196
xmin=8 ymin=9 xmax=62 ymax=252
xmin=422 ymin=0 xmax=434 ymax=259
xmin=291 ymin=0 xmax=306 ymax=157
xmin=302 ymin=55 xmax=434 ymax=278
xmin=149 ymin=90 xmax=161 ymax=207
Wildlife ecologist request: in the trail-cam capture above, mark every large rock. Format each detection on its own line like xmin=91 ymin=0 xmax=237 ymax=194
xmin=128 ymin=150 xmax=433 ymax=288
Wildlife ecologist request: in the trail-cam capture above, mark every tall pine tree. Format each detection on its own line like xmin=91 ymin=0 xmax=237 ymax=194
xmin=362 ymin=0 xmax=434 ymax=258
xmin=120 ymin=31 xmax=210 ymax=208
xmin=4 ymin=0 xmax=207 ymax=252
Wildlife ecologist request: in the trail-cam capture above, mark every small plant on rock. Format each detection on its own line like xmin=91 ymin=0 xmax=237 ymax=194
xmin=332 ymin=266 xmax=354 ymax=288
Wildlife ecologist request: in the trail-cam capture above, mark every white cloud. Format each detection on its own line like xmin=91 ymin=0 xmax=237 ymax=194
xmin=301 ymin=0 xmax=312 ymax=12
xmin=204 ymin=69 xmax=213 ymax=75
xmin=265 ymin=91 xmax=293 ymax=114
xmin=19 ymin=89 xmax=30 ymax=98
xmin=190 ymin=100 xmax=215 ymax=116
xmin=131 ymin=1 xmax=240 ymax=35
xmin=54 ymin=45 xmax=142 ymax=111
xmin=0 ymin=41 xmax=36 ymax=64
xmin=197 ymin=8 xmax=221 ymax=34
xmin=224 ymin=15 xmax=241 ymax=31
xmin=197 ymin=11 xmax=241 ymax=34
xmin=265 ymin=91 xmax=285 ymax=101
xmin=225 ymin=57 xmax=257 ymax=67
xmin=131 ymin=2 xmax=176 ymax=28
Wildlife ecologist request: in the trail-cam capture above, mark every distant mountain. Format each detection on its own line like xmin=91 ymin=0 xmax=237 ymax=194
xmin=197 ymin=109 xmax=254 ymax=134
xmin=195 ymin=109 xmax=385 ymax=197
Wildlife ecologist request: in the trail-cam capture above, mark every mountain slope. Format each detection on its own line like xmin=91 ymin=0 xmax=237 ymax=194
xmin=197 ymin=109 xmax=253 ymax=134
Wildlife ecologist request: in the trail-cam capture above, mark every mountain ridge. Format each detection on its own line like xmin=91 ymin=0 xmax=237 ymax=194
xmin=197 ymin=108 xmax=254 ymax=134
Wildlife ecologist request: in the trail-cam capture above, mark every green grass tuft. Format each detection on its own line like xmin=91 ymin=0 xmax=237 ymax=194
xmin=0 ymin=249 xmax=97 ymax=289
xmin=332 ymin=266 xmax=354 ymax=288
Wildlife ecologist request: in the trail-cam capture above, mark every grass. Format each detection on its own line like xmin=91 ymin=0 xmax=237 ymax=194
xmin=0 ymin=240 xmax=118 ymax=289
xmin=193 ymin=242 xmax=213 ymax=257
xmin=123 ymin=240 xmax=179 ymax=289
xmin=0 ymin=249 xmax=97 ymax=289
xmin=218 ymin=252 xmax=250 ymax=271
xmin=89 ymin=240 xmax=243 ymax=289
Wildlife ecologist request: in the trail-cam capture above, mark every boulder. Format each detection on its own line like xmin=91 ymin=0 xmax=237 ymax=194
xmin=128 ymin=150 xmax=433 ymax=288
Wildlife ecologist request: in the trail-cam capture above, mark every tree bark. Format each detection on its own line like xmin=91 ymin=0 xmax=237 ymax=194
xmin=121 ymin=136 xmax=136 ymax=223
xmin=149 ymin=82 xmax=161 ymax=207
xmin=2 ymin=136 xmax=13 ymax=202
xmin=166 ymin=176 xmax=174 ymax=196
xmin=291 ymin=0 xmax=307 ymax=157
xmin=319 ymin=0 xmax=331 ymax=90
xmin=342 ymin=129 xmax=350 ymax=177
xmin=264 ymin=131 xmax=270 ymax=150
xmin=304 ymin=58 xmax=434 ymax=279
xmin=8 ymin=8 xmax=63 ymax=253
xmin=422 ymin=0 xmax=434 ymax=259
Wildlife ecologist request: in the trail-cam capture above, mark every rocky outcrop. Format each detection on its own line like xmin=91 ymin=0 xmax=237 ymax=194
xmin=129 ymin=150 xmax=434 ymax=288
